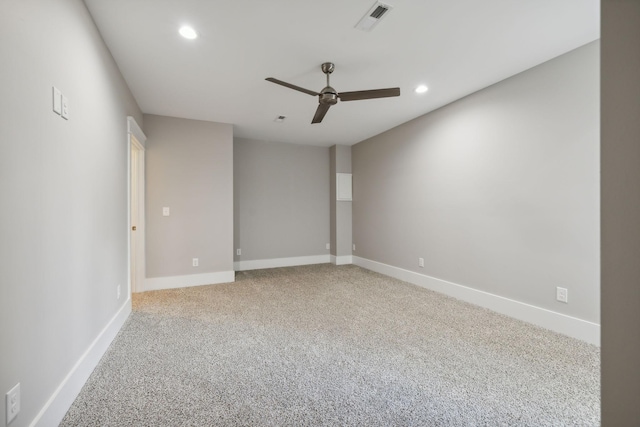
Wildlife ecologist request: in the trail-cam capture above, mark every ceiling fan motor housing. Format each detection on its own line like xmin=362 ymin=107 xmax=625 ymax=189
xmin=320 ymin=88 xmax=338 ymax=105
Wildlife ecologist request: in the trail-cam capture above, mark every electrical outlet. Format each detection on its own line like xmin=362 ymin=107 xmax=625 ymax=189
xmin=117 ymin=284 xmax=121 ymax=299
xmin=236 ymin=249 xmax=241 ymax=256
xmin=418 ymin=257 xmax=424 ymax=268
xmin=192 ymin=258 xmax=199 ymax=267
xmin=556 ymin=287 xmax=568 ymax=303
xmin=326 ymin=243 xmax=330 ymax=250
xmin=6 ymin=383 xmax=20 ymax=425
xmin=162 ymin=207 xmax=170 ymax=216
xmin=353 ymin=244 xmax=356 ymax=251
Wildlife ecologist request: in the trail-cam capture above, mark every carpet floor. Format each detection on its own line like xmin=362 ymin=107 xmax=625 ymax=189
xmin=60 ymin=264 xmax=600 ymax=426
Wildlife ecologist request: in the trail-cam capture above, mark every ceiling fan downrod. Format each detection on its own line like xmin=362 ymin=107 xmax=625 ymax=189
xmin=320 ymin=62 xmax=338 ymax=106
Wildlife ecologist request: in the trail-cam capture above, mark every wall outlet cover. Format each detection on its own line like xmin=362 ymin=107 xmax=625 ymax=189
xmin=556 ymin=287 xmax=568 ymax=303
xmin=6 ymin=382 xmax=20 ymax=425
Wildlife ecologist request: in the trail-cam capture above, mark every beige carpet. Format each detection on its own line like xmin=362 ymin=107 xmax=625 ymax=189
xmin=61 ymin=264 xmax=599 ymax=426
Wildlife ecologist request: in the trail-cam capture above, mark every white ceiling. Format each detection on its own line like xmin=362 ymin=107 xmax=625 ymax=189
xmin=84 ymin=0 xmax=599 ymax=147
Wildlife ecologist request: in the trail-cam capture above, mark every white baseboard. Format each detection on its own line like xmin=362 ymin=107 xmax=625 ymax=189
xmin=144 ymin=270 xmax=235 ymax=292
xmin=31 ymin=299 xmax=132 ymax=427
xmin=353 ymin=256 xmax=600 ymax=346
xmin=235 ymin=255 xmax=330 ymax=271
xmin=331 ymin=255 xmax=353 ymax=265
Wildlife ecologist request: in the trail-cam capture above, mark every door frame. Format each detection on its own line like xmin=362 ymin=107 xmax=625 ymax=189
xmin=127 ymin=116 xmax=147 ymax=294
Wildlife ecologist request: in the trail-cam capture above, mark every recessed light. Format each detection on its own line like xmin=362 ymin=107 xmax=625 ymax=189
xmin=415 ymin=85 xmax=428 ymax=94
xmin=179 ymin=26 xmax=198 ymax=40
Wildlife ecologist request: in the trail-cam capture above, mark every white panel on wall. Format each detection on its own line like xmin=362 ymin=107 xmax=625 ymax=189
xmin=337 ymin=173 xmax=352 ymax=201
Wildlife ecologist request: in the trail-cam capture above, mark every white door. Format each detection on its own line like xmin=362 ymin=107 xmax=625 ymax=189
xmin=128 ymin=117 xmax=146 ymax=294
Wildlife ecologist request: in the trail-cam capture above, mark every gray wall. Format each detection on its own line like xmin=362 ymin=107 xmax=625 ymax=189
xmin=0 ymin=0 xmax=142 ymax=425
xmin=234 ymin=138 xmax=329 ymax=262
xmin=352 ymin=41 xmax=599 ymax=323
xmin=145 ymin=114 xmax=233 ymax=277
xmin=330 ymin=145 xmax=353 ymax=258
xmin=330 ymin=146 xmax=337 ymax=255
xmin=601 ymin=1 xmax=640 ymax=424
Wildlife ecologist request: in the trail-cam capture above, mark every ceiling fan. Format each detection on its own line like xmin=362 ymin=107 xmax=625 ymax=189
xmin=266 ymin=62 xmax=400 ymax=124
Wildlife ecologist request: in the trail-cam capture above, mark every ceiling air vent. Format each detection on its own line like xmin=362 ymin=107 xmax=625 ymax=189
xmin=355 ymin=2 xmax=393 ymax=32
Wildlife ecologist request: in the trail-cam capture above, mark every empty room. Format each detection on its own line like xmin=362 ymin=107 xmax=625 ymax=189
xmin=1 ymin=0 xmax=639 ymax=426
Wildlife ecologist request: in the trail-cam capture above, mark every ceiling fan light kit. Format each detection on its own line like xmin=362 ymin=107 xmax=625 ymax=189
xmin=266 ymin=62 xmax=400 ymax=124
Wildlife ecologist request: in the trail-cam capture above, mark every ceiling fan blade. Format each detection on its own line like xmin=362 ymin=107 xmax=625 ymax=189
xmin=265 ymin=78 xmax=319 ymax=96
xmin=338 ymin=87 xmax=400 ymax=102
xmin=312 ymin=104 xmax=331 ymax=124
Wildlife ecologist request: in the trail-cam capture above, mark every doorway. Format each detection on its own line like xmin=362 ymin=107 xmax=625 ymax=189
xmin=128 ymin=117 xmax=146 ymax=294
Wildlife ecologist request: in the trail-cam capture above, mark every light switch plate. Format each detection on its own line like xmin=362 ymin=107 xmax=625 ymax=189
xmin=52 ymin=87 xmax=62 ymax=115
xmin=61 ymin=95 xmax=69 ymax=120
xmin=162 ymin=207 xmax=170 ymax=216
